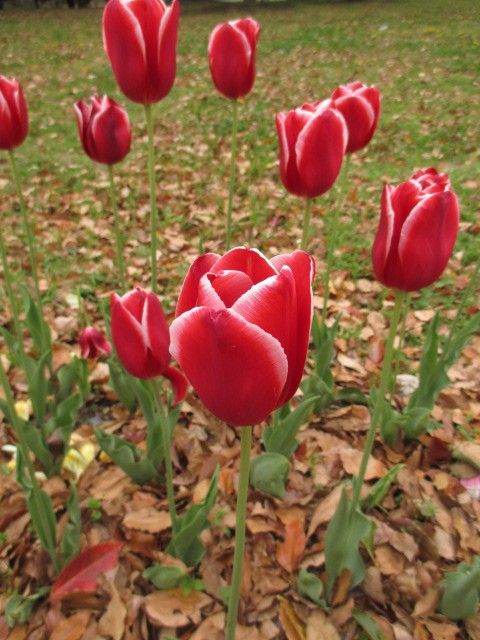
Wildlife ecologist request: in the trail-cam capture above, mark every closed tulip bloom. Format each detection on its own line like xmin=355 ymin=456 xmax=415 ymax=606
xmin=103 ymin=0 xmax=180 ymax=104
xmin=111 ymin=289 xmax=187 ymax=403
xmin=372 ymin=168 xmax=460 ymax=292
xmin=208 ymin=18 xmax=260 ymax=100
xmin=330 ymin=81 xmax=381 ymax=153
xmin=276 ymin=101 xmax=347 ymax=199
xmin=170 ymin=247 xmax=315 ymax=426
xmin=0 ymin=76 xmax=28 ymax=151
xmin=74 ymin=96 xmax=131 ymax=165
xmin=79 ymin=327 xmax=112 ymax=360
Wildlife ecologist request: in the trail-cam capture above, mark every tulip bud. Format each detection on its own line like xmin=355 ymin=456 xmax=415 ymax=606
xmin=74 ymin=96 xmax=131 ymax=165
xmin=0 ymin=76 xmax=28 ymax=151
xmin=110 ymin=288 xmax=187 ymax=403
xmin=103 ymin=0 xmax=180 ymax=105
xmin=79 ymin=326 xmax=112 ymax=360
xmin=170 ymin=247 xmax=314 ymax=426
xmin=208 ymin=17 xmax=261 ymax=100
xmin=276 ymin=101 xmax=347 ymax=199
xmin=330 ymin=81 xmax=381 ymax=153
xmin=372 ymin=168 xmax=460 ymax=291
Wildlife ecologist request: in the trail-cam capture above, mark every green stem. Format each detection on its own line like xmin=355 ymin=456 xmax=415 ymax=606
xmin=322 ymin=155 xmax=351 ymax=324
xmin=0 ymin=228 xmax=23 ymax=346
xmin=144 ymin=104 xmax=158 ymax=294
xmin=443 ymin=254 xmax=480 ymax=356
xmin=225 ymin=425 xmax=252 ymax=640
xmin=300 ymin=198 xmax=312 ymax=251
xmin=350 ymin=289 xmax=405 ymax=515
xmin=151 ymin=379 xmax=178 ymax=532
xmin=8 ymin=150 xmax=41 ymax=302
xmin=0 ymin=357 xmax=59 ymax=571
xmin=226 ymin=99 xmax=239 ymax=252
xmin=107 ymin=165 xmax=126 ymax=289
xmin=390 ymin=292 xmax=410 ymax=397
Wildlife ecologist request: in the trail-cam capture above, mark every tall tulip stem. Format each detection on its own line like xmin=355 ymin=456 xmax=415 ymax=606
xmin=443 ymin=254 xmax=480 ymax=356
xmin=152 ymin=379 xmax=178 ymax=532
xmin=144 ymin=104 xmax=159 ymax=294
xmin=8 ymin=150 xmax=41 ymax=303
xmin=0 ymin=356 xmax=59 ymax=572
xmin=322 ymin=154 xmax=351 ymax=324
xmin=300 ymin=198 xmax=312 ymax=251
xmin=350 ymin=289 xmax=405 ymax=516
xmin=225 ymin=425 xmax=252 ymax=640
xmin=0 ymin=228 xmax=23 ymax=347
xmin=390 ymin=292 xmax=410 ymax=397
xmin=225 ymin=99 xmax=239 ymax=251
xmin=107 ymin=165 xmax=126 ymax=289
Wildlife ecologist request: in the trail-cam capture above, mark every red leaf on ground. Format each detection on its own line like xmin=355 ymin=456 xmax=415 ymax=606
xmin=51 ymin=541 xmax=123 ymax=601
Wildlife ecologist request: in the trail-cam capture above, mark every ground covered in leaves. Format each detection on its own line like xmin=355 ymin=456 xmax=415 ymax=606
xmin=1 ymin=0 xmax=480 ymax=638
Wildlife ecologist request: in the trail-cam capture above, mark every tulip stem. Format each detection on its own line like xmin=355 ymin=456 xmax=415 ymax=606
xmin=225 ymin=425 xmax=252 ymax=640
xmin=144 ymin=104 xmax=159 ymax=294
xmin=8 ymin=150 xmax=41 ymax=304
xmin=107 ymin=165 xmax=126 ymax=289
xmin=350 ymin=289 xmax=404 ymax=516
xmin=443 ymin=254 xmax=480 ymax=357
xmin=152 ymin=379 xmax=178 ymax=533
xmin=0 ymin=227 xmax=24 ymax=350
xmin=300 ymin=198 xmax=312 ymax=251
xmin=322 ymin=154 xmax=351 ymax=324
xmin=0 ymin=356 xmax=59 ymax=572
xmin=390 ymin=292 xmax=410 ymax=398
xmin=225 ymin=99 xmax=239 ymax=251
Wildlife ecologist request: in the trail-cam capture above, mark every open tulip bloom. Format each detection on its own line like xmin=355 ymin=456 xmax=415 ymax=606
xmin=0 ymin=76 xmax=28 ymax=151
xmin=170 ymin=247 xmax=314 ymax=639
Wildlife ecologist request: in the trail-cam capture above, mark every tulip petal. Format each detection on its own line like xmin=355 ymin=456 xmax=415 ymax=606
xmin=296 ymin=107 xmax=347 ymax=198
xmin=176 ymin=253 xmax=220 ymax=316
xmin=208 ymin=22 xmax=252 ymax=100
xmin=334 ymin=94 xmax=376 ymax=153
xmin=397 ymin=191 xmax=459 ymax=290
xmin=276 ymin=109 xmax=312 ymax=198
xmin=372 ymin=184 xmax=396 ymax=283
xmin=155 ymin=0 xmax=180 ymax=102
xmin=170 ymin=307 xmax=288 ymax=426
xmin=143 ymin=292 xmax=170 ymax=371
xmin=163 ymin=365 xmax=188 ymax=406
xmin=211 ymin=247 xmax=277 ymax=284
xmin=208 ymin=269 xmax=253 ymax=307
xmin=111 ymin=297 xmax=149 ymax=378
xmin=197 ymin=273 xmax=226 ymax=310
xmin=120 ymin=288 xmax=147 ymax=322
xmin=90 ymin=98 xmax=131 ymax=165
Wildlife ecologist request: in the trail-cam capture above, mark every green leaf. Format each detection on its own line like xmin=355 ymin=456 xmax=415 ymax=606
xmin=108 ymin=357 xmax=137 ymax=413
xmin=352 ymin=610 xmax=383 ymax=640
xmin=94 ymin=428 xmax=155 ymax=485
xmin=440 ymin=556 xmax=480 ymax=620
xmin=362 ymin=464 xmax=404 ymax=510
xmin=336 ymin=387 xmax=369 ymax=405
xmin=167 ymin=466 xmax=219 ymax=566
xmin=22 ymin=288 xmax=51 ymax=363
xmin=23 ymin=352 xmax=50 ymax=426
xmin=324 ymin=488 xmax=372 ymax=595
xmin=57 ymin=356 xmax=90 ymax=403
xmin=4 ymin=587 xmax=50 ymax=627
xmin=143 ymin=564 xmax=186 ymax=589
xmin=263 ymin=396 xmax=319 ymax=457
xmin=297 ymin=569 xmax=326 ymax=607
xmin=26 ymin=485 xmax=57 ymax=560
xmin=20 ymin=422 xmax=54 ymax=473
xmin=249 ymin=452 xmax=289 ymax=498
xmin=60 ymin=483 xmax=81 ymax=566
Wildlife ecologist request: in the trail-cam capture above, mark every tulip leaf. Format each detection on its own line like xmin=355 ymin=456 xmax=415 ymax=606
xmin=57 ymin=356 xmax=90 ymax=403
xmin=94 ymin=428 xmax=155 ymax=485
xmin=297 ymin=569 xmax=327 ymax=607
xmin=263 ymin=396 xmax=319 ymax=458
xmin=23 ymin=352 xmax=49 ymax=427
xmin=362 ymin=463 xmax=404 ymax=510
xmin=22 ymin=424 xmax=54 ymax=477
xmin=440 ymin=556 xmax=480 ymax=620
xmin=250 ymin=452 xmax=289 ymax=498
xmin=352 ymin=610 xmax=383 ymax=640
xmin=60 ymin=483 xmax=81 ymax=567
xmin=143 ymin=564 xmax=186 ymax=590
xmin=21 ymin=287 xmax=51 ymax=364
xmin=107 ymin=357 xmax=138 ymax=413
xmin=4 ymin=587 xmax=50 ymax=628
xmin=324 ymin=487 xmax=373 ymax=595
xmin=167 ymin=466 xmax=219 ymax=566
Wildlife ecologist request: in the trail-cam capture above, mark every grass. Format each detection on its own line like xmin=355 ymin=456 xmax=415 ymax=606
xmin=0 ymin=0 xmax=479 ymax=316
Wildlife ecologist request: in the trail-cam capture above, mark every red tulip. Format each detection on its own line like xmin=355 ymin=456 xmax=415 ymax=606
xmin=74 ymin=96 xmax=131 ymax=165
xmin=79 ymin=327 xmax=112 ymax=360
xmin=0 ymin=76 xmax=28 ymax=151
xmin=372 ymin=168 xmax=460 ymax=291
xmin=276 ymin=101 xmax=347 ymax=199
xmin=208 ymin=18 xmax=261 ymax=100
xmin=171 ymin=247 xmax=314 ymax=426
xmin=330 ymin=81 xmax=381 ymax=153
xmin=103 ymin=0 xmax=180 ymax=105
xmin=110 ymin=288 xmax=187 ymax=403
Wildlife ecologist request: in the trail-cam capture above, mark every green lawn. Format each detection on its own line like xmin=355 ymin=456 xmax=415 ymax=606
xmin=0 ymin=0 xmax=479 ymax=313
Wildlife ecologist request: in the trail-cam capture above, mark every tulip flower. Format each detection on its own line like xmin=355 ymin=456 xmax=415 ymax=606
xmin=74 ymin=96 xmax=131 ymax=165
xmin=171 ymin=247 xmax=315 ymax=427
xmin=0 ymin=76 xmax=28 ymax=151
xmin=330 ymin=81 xmax=381 ymax=153
xmin=102 ymin=0 xmax=180 ymax=105
xmin=79 ymin=327 xmax=112 ymax=360
xmin=372 ymin=168 xmax=460 ymax=292
xmin=208 ymin=18 xmax=261 ymax=101
xmin=110 ymin=288 xmax=186 ymax=404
